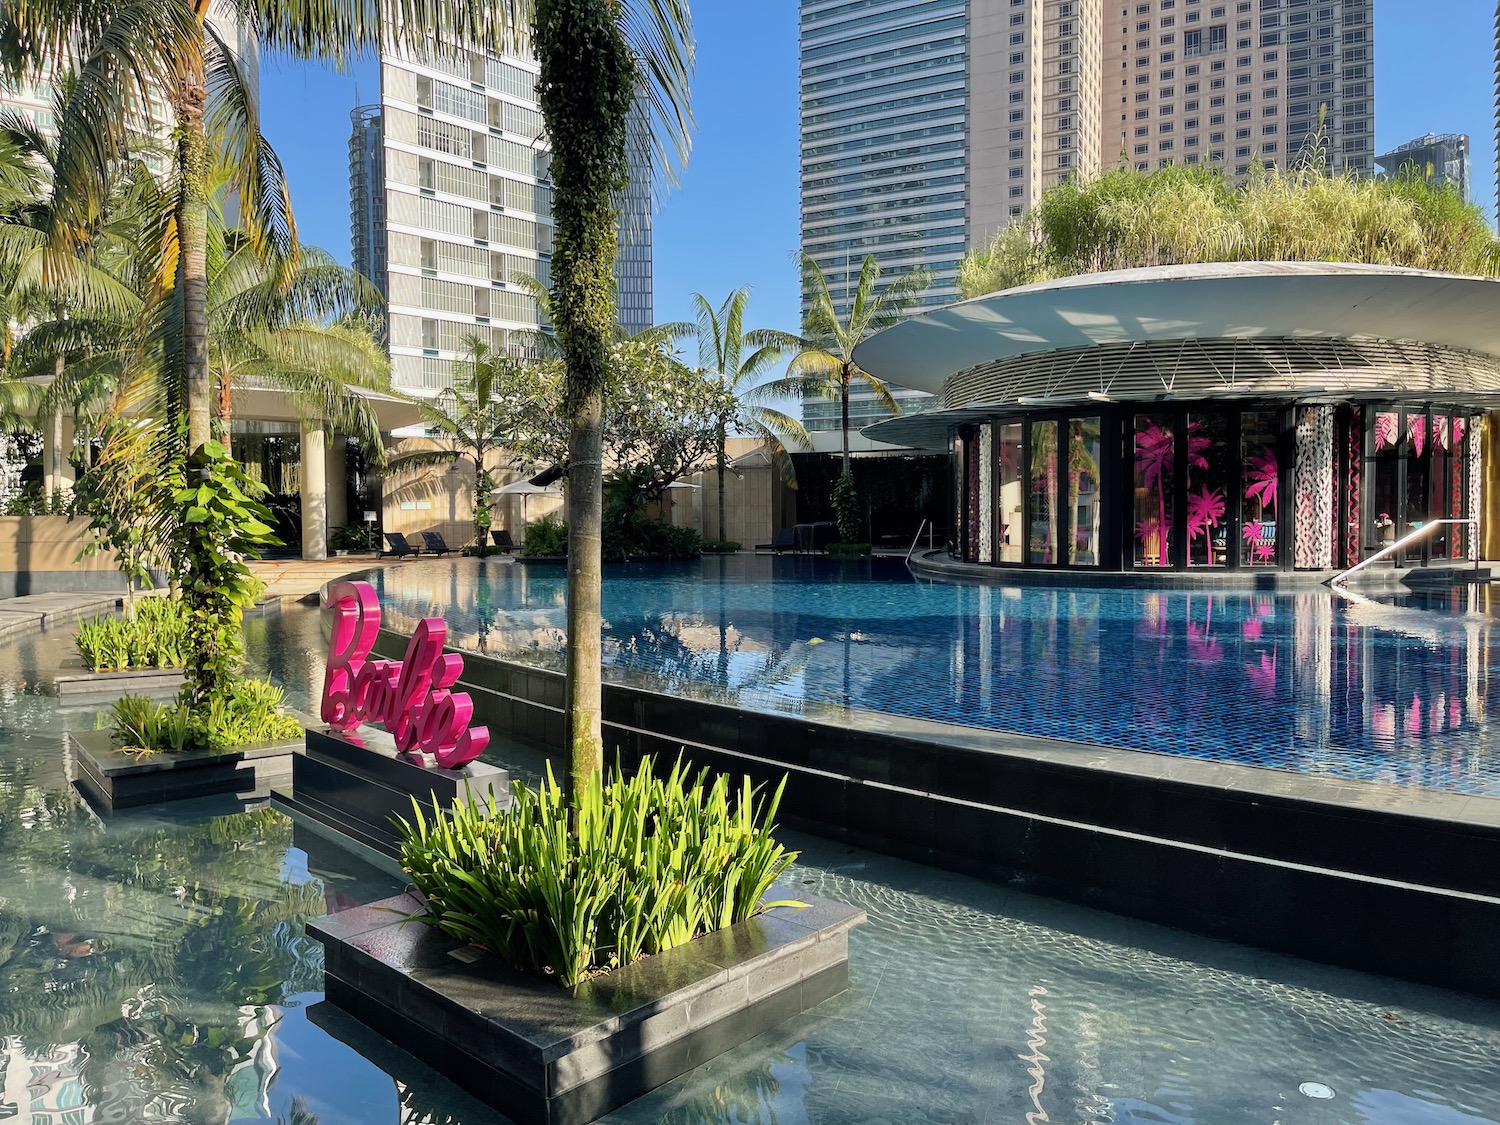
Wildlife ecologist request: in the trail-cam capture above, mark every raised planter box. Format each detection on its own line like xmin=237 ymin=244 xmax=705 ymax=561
xmin=276 ymin=727 xmax=510 ymax=858
xmin=69 ymin=725 xmax=303 ymax=812
xmin=309 ymin=891 xmax=865 ymax=1125
xmin=54 ymin=666 xmax=184 ymax=697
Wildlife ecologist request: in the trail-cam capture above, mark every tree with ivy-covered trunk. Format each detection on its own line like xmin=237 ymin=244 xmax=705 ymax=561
xmin=531 ymin=0 xmax=694 ymax=802
xmin=1 ymin=0 xmax=518 ymax=718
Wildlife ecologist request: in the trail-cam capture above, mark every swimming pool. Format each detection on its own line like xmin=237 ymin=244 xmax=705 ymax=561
xmin=2 ymin=610 xmax=1500 ymax=1124
xmin=369 ymin=555 xmax=1500 ymax=796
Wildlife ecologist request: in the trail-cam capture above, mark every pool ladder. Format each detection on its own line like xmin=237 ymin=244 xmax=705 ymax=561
xmin=1325 ymin=517 xmax=1480 ymax=589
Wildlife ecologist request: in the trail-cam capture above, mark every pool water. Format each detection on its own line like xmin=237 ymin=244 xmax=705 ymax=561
xmin=1 ymin=608 xmax=1500 ymax=1122
xmin=368 ymin=556 xmax=1500 ymax=796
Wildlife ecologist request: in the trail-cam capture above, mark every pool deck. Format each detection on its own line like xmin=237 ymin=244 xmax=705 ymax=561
xmin=248 ymin=556 xmax=409 ymax=604
xmin=0 ymin=591 xmax=123 ymax=646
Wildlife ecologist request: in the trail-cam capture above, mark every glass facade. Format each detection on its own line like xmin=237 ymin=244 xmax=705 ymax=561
xmin=954 ymin=401 xmax=1479 ymax=573
xmin=357 ymin=45 xmax=651 ymax=396
xmin=1363 ymin=405 xmax=1477 ymax=566
xmin=798 ymin=0 xmax=966 ymax=431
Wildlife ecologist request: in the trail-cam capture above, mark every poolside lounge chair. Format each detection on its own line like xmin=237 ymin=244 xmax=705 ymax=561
xmin=421 ymin=531 xmax=459 ymax=557
xmin=380 ymin=532 xmax=421 ymax=559
xmin=490 ymin=529 xmax=516 ymax=553
xmin=755 ymin=528 xmax=796 ymax=553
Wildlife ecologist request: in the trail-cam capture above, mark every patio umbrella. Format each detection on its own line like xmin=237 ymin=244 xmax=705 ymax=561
xmin=489 ymin=479 xmax=563 ymax=527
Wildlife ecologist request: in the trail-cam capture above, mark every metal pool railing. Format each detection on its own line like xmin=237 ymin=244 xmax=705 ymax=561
xmin=1326 ymin=517 xmax=1480 ymax=588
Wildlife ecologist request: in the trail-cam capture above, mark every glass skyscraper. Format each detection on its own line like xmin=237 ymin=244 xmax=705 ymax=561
xmin=799 ymin=0 xmax=1376 ymax=435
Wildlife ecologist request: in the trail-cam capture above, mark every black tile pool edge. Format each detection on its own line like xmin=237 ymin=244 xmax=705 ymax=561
xmin=278 ymin=728 xmax=510 ymax=857
xmin=68 ymin=727 xmax=301 ymax=811
xmin=307 ymin=892 xmax=865 ymax=1125
xmin=370 ymin=628 xmax=1500 ymax=1000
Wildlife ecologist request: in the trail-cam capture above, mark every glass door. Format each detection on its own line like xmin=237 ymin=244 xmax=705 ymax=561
xmin=997 ymin=422 xmax=1024 ymax=563
xmin=1068 ymin=418 xmax=1102 ymax=565
xmin=1131 ymin=414 xmax=1174 ymax=568
xmin=1028 ymin=420 xmax=1059 ymax=565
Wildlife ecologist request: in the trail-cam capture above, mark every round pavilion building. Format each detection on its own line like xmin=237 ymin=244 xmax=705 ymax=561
xmin=856 ymin=262 xmax=1498 ymax=573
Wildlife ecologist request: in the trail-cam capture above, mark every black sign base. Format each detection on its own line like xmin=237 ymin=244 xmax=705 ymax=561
xmin=282 ymin=727 xmax=510 ymax=857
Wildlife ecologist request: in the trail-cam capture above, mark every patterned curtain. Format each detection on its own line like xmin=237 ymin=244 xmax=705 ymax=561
xmin=1293 ymin=405 xmax=1336 ymax=569
xmin=1471 ymin=415 xmax=1484 ymax=562
xmin=1344 ymin=407 xmax=1362 ymax=567
xmin=978 ymin=425 xmax=993 ymax=564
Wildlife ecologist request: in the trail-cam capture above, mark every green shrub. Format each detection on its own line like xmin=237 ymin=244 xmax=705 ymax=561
xmin=398 ymin=757 xmax=801 ymax=988
xmin=831 ymin=474 xmax=863 ymax=543
xmin=701 ymin=539 xmax=741 ymax=554
xmin=522 ymin=513 xmax=569 ymax=557
xmin=825 ymin=543 xmax=872 ymax=559
xmin=329 ymin=523 xmax=376 ymax=552
xmin=109 ymin=678 xmax=302 ymax=756
xmin=76 ymin=599 xmax=192 ymax=672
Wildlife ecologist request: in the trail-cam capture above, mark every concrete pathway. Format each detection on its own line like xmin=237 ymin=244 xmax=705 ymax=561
xmin=249 ymin=555 xmax=405 ymax=605
xmin=0 ymin=591 xmax=123 ymax=646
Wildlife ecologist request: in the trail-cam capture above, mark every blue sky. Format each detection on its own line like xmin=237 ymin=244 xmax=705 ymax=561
xmin=259 ymin=0 xmax=1496 ymax=342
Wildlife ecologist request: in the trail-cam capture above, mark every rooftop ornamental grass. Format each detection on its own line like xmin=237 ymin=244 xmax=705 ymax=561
xmin=397 ymin=757 xmax=801 ymax=989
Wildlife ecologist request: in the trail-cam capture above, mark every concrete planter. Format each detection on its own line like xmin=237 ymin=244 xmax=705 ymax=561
xmin=276 ymin=727 xmax=510 ymax=857
xmin=68 ymin=725 xmax=303 ymax=812
xmin=54 ymin=666 xmax=184 ymax=697
xmin=309 ymin=891 xmax=864 ymax=1125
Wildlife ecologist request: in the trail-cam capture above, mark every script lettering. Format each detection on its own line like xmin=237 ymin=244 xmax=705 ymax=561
xmin=320 ymin=580 xmax=489 ymax=769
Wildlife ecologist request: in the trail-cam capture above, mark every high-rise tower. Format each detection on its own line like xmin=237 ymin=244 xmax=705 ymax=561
xmin=798 ymin=0 xmax=1376 ymax=433
xmin=350 ymin=45 xmax=655 ymax=396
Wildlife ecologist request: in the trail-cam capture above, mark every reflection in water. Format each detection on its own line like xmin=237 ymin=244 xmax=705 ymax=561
xmin=0 ymin=604 xmax=1498 ymax=1124
xmin=370 ymin=557 xmax=1500 ymax=795
xmin=1021 ymin=985 xmax=1050 ymax=1125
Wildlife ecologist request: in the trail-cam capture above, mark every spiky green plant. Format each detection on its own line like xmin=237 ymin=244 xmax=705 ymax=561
xmin=398 ymin=757 xmax=801 ymax=989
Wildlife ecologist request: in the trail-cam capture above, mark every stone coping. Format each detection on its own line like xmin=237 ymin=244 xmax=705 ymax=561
xmin=68 ymin=717 xmax=306 ymax=811
xmin=68 ymin=724 xmax=304 ymax=776
xmin=310 ymin=891 xmax=863 ymax=1124
xmin=280 ymin=727 xmax=511 ymax=858
xmin=54 ymin=666 xmax=185 ymax=696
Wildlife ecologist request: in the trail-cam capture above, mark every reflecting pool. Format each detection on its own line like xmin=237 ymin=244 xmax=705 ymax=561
xmin=368 ymin=556 xmax=1500 ymax=796
xmin=2 ymin=605 xmax=1500 ymax=1124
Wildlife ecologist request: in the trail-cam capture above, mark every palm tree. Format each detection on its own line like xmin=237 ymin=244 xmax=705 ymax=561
xmin=0 ymin=87 xmax=141 ymax=479
xmin=0 ymin=1 xmax=512 ymax=456
xmin=689 ymin=288 xmax=805 ymax=542
xmin=4 ymin=0 xmax=695 ymax=802
xmin=205 ymin=232 xmax=389 ymax=451
xmin=789 ymin=253 xmax=929 ymax=478
xmin=530 ymin=0 xmax=694 ymax=801
xmin=385 ymin=337 xmax=524 ymax=549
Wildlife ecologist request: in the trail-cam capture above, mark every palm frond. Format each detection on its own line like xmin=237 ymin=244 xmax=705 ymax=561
xmin=614 ymin=0 xmax=695 ymax=206
xmin=204 ymin=17 xmax=298 ymax=271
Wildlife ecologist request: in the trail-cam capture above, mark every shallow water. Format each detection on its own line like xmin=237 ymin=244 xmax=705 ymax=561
xmin=365 ymin=556 xmax=1500 ymax=796
xmin=0 ymin=605 xmax=1497 ymax=1124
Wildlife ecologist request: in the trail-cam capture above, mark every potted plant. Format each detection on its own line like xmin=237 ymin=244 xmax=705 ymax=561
xmin=1375 ymin=512 xmax=1395 ymax=545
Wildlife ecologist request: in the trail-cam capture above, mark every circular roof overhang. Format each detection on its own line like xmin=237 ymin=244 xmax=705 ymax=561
xmin=851 ymin=262 xmax=1500 ymax=395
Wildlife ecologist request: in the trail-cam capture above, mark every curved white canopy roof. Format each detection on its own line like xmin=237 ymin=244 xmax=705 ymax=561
xmin=851 ymin=262 xmax=1500 ymax=394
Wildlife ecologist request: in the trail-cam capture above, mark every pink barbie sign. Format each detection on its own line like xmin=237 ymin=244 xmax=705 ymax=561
xmin=321 ymin=580 xmax=490 ymax=769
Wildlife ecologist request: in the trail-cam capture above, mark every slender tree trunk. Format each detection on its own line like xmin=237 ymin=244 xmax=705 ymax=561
xmin=840 ymin=362 xmax=851 ymax=477
xmin=716 ymin=421 xmax=727 ymax=543
xmin=174 ymin=70 xmax=212 ymax=453
xmin=217 ymin=363 xmax=232 ymax=430
xmin=536 ymin=0 xmax=634 ymax=805
xmin=565 ymin=397 xmax=604 ymax=789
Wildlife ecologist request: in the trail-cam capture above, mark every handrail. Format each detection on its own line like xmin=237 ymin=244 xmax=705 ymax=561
xmin=905 ymin=518 xmax=928 ymax=566
xmin=1326 ymin=518 xmax=1479 ymax=588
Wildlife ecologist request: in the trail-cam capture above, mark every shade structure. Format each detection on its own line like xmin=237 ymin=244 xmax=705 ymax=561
xmin=489 ymin=480 xmax=563 ymax=500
